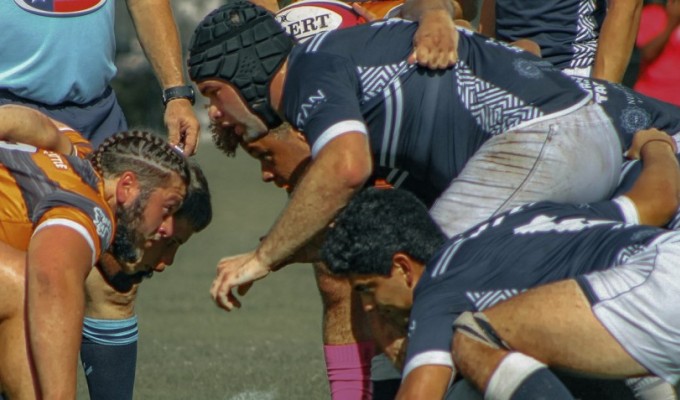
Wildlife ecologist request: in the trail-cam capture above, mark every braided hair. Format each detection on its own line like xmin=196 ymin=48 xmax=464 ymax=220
xmin=89 ymin=131 xmax=190 ymax=191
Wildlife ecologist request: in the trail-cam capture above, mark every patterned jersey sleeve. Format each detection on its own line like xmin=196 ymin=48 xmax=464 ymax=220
xmin=283 ymin=47 xmax=368 ymax=158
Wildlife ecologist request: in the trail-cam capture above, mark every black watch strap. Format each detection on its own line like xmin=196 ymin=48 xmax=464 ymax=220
xmin=162 ymin=85 xmax=195 ymax=106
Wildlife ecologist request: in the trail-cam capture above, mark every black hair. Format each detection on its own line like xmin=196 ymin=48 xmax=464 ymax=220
xmin=175 ymin=161 xmax=212 ymax=232
xmin=321 ymin=188 xmax=446 ymax=276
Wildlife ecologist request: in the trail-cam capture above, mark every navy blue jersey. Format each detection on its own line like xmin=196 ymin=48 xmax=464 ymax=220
xmin=283 ymin=20 xmax=590 ymax=201
xmin=495 ymin=0 xmax=606 ymax=70
xmin=573 ymin=77 xmax=680 ymax=148
xmin=404 ymin=199 xmax=665 ymax=377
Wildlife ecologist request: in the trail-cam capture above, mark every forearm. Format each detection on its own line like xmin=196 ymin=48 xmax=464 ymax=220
xmin=0 ymin=105 xmax=72 ymax=153
xmin=396 ymin=366 xmax=453 ymax=399
xmin=592 ymin=0 xmax=643 ymax=82
xmin=28 ymin=267 xmax=86 ymax=399
xmin=27 ymin=228 xmax=92 ymax=399
xmin=627 ymin=141 xmax=680 ymax=226
xmin=257 ymin=134 xmax=372 ymax=269
xmin=402 ymin=0 xmax=456 ymax=20
xmin=126 ymin=0 xmax=185 ymax=89
xmin=258 ymin=165 xmax=365 ymax=269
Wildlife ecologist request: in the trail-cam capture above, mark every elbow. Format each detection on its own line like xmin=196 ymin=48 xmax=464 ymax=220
xmin=332 ymin=149 xmax=372 ymax=190
xmin=654 ymin=178 xmax=680 ymax=225
xmin=655 ymin=194 xmax=680 ymax=226
xmin=342 ymin=159 xmax=372 ymax=190
xmin=638 ymin=189 xmax=680 ymax=227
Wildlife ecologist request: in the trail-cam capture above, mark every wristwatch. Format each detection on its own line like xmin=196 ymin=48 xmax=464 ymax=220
xmin=162 ymin=85 xmax=195 ymax=106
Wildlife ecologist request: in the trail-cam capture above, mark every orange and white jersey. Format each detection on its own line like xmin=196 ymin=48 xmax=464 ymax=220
xmin=60 ymin=127 xmax=94 ymax=159
xmin=0 ymin=132 xmax=113 ymax=265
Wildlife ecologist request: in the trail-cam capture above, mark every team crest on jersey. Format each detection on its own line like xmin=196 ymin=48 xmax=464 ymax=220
xmin=513 ymin=59 xmax=543 ymax=79
xmin=620 ymin=106 xmax=651 ymax=134
xmin=14 ymin=0 xmax=106 ymax=17
xmin=93 ymin=207 xmax=112 ymax=246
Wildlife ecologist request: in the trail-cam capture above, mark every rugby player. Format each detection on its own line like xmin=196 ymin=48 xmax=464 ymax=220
xmin=80 ymin=161 xmax=212 ymax=400
xmin=0 ymin=105 xmax=190 ymax=399
xmin=320 ymin=128 xmax=680 ymax=399
xmin=188 ymin=3 xmax=679 ymax=397
xmin=480 ymin=0 xmax=642 ymax=82
xmin=191 ymin=1 xmax=624 ymax=308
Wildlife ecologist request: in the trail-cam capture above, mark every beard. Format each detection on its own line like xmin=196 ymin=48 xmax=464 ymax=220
xmin=110 ymin=189 xmax=151 ymax=271
xmin=210 ymin=122 xmax=239 ymax=157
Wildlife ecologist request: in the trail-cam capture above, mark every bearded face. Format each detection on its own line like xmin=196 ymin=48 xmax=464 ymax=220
xmin=109 ymin=187 xmax=152 ymax=273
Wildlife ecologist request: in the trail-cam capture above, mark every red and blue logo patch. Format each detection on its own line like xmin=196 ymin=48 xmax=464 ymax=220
xmin=14 ymin=0 xmax=107 ymax=17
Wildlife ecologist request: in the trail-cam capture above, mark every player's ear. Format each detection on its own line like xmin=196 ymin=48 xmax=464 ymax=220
xmin=292 ymin=128 xmax=308 ymax=144
xmin=115 ymin=171 xmax=140 ymax=205
xmin=391 ymin=252 xmax=418 ymax=287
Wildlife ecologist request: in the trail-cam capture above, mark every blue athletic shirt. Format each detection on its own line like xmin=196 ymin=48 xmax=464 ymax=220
xmin=495 ymin=0 xmax=606 ymax=70
xmin=403 ymin=198 xmax=664 ymax=378
xmin=282 ymin=20 xmax=591 ymax=202
xmin=572 ymin=77 xmax=680 ymax=148
xmin=0 ymin=0 xmax=116 ymax=105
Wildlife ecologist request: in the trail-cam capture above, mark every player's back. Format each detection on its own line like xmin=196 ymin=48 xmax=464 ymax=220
xmin=426 ymin=200 xmax=662 ymax=290
xmin=495 ymin=0 xmax=606 ymax=70
xmin=284 ymin=21 xmax=591 ymax=194
xmin=0 ymin=140 xmax=112 ymax=253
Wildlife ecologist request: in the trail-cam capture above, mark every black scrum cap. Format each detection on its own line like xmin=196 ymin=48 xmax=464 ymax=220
xmin=188 ymin=1 xmax=294 ymax=129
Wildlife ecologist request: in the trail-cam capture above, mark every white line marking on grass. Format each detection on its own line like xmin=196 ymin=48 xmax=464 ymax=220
xmin=226 ymin=390 xmax=277 ymax=400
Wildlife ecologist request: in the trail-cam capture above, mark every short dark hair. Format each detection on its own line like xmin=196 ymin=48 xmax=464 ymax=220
xmin=322 ymin=188 xmax=445 ymax=276
xmin=176 ymin=161 xmax=212 ymax=232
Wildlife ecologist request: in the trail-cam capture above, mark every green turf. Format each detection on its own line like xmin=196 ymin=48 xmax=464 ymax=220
xmin=77 ymin=144 xmax=328 ymax=399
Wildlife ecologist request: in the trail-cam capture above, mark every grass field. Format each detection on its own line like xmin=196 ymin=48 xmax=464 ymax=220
xmin=77 ymin=142 xmax=329 ymax=399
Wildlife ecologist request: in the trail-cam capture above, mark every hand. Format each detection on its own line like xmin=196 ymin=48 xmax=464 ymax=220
xmin=408 ymin=9 xmax=458 ymax=69
xmin=626 ymin=128 xmax=676 ymax=160
xmin=164 ymin=98 xmax=200 ymax=156
xmin=352 ymin=3 xmax=378 ymax=22
xmin=210 ymin=252 xmax=271 ymax=311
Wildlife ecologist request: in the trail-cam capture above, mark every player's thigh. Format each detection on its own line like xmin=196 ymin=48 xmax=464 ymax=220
xmin=313 ymin=262 xmax=352 ymax=308
xmin=313 ymin=263 xmax=372 ymax=343
xmin=482 ymin=279 xmax=648 ymax=377
xmin=576 ymin=234 xmax=680 ymax=384
xmin=0 ymin=315 xmax=35 ymax=400
xmin=0 ymin=264 xmax=24 ymax=320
